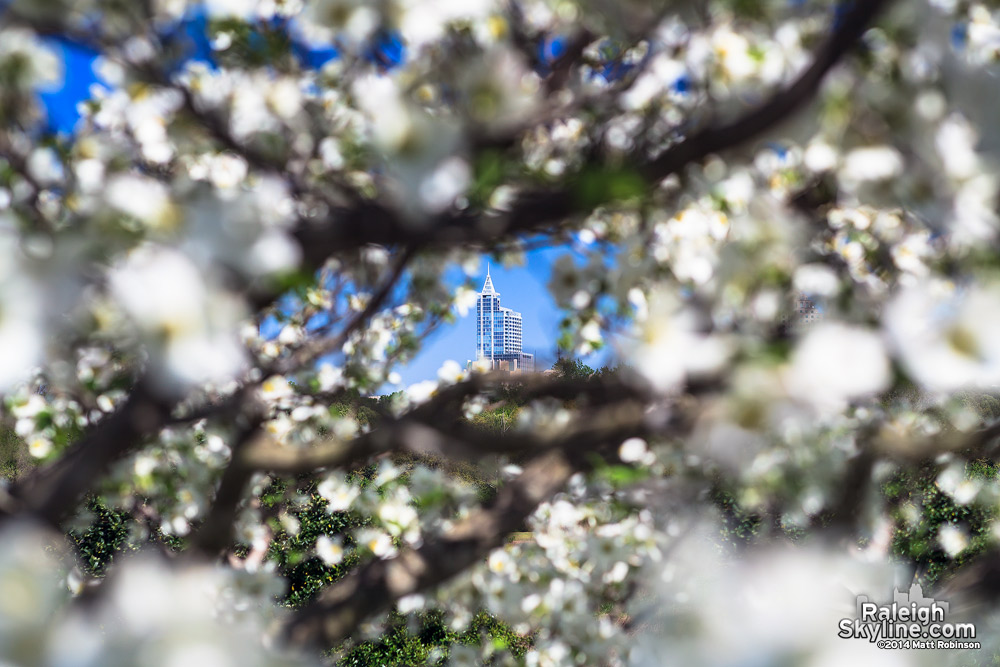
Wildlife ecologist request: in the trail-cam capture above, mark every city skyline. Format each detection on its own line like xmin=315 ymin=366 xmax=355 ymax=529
xmin=475 ymin=264 xmax=535 ymax=373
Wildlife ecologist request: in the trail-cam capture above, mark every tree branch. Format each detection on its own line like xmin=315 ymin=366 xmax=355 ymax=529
xmin=272 ymin=247 xmax=415 ymax=375
xmin=640 ymin=0 xmax=893 ymax=182
xmin=4 ymin=381 xmax=173 ymax=526
xmin=280 ymin=391 xmax=682 ymax=648
xmin=292 ymin=0 xmax=892 ymax=260
xmin=283 ymin=449 xmax=575 ymax=648
xmin=189 ymin=414 xmax=267 ymax=556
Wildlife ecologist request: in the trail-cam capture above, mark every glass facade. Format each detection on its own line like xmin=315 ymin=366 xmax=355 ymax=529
xmin=475 ymin=270 xmax=533 ymax=372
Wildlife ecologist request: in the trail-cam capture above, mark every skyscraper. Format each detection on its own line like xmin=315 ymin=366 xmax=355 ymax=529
xmin=476 ymin=266 xmax=534 ymax=373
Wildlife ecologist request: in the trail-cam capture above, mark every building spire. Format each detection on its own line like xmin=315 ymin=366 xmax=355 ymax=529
xmin=482 ymin=263 xmax=495 ymax=294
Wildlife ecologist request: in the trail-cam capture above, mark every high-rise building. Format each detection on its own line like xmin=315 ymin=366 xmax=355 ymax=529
xmin=475 ymin=266 xmax=534 ymax=373
xmin=794 ymin=293 xmax=824 ymax=329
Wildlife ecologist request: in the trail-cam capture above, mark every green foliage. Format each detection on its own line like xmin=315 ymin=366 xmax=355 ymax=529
xmin=269 ymin=268 xmax=321 ymax=302
xmin=67 ymin=498 xmax=136 ymax=576
xmin=596 ymin=463 xmax=650 ymax=489
xmin=267 ymin=478 xmax=367 ymax=608
xmin=208 ymin=19 xmax=294 ymax=69
xmin=470 ymin=405 xmax=519 ymax=436
xmin=260 ymin=470 xmax=525 ymax=665
xmin=469 ymin=150 xmax=513 ymax=208
xmin=337 ymin=610 xmax=532 ymax=667
xmin=354 ymin=403 xmax=381 ymax=430
xmin=712 ymin=487 xmax=765 ymax=548
xmin=959 ymin=391 xmax=1000 ymax=421
xmin=593 ymin=363 xmax=627 ymax=380
xmin=572 ymin=165 xmax=647 ymax=209
xmin=885 ymin=463 xmax=998 ymax=586
xmin=551 ymin=357 xmax=595 ymax=380
xmin=377 ymin=391 xmax=406 ymax=413
xmin=400 ymin=453 xmax=496 ymax=494
xmin=0 ymin=425 xmax=29 ymax=481
xmin=327 ymin=394 xmax=388 ymax=431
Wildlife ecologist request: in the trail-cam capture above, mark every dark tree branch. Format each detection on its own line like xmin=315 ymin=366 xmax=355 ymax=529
xmin=283 ymin=449 xmax=573 ymax=648
xmin=5 ymin=381 xmax=173 ymax=526
xmin=272 ymin=247 xmax=415 ymax=375
xmin=189 ymin=413 xmax=266 ymax=556
xmin=242 ymin=398 xmax=646 ymax=475
xmin=292 ymin=0 xmax=892 ymax=261
xmin=280 ymin=389 xmax=694 ymax=647
xmin=640 ymin=0 xmax=892 ymax=183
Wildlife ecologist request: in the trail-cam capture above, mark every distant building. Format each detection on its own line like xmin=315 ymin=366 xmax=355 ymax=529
xmin=475 ymin=266 xmax=534 ymax=373
xmin=781 ymin=293 xmax=825 ymax=333
xmin=796 ymin=293 xmax=824 ymax=328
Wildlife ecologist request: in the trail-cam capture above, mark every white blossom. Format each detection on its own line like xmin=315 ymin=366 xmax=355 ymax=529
xmin=885 ymin=282 xmax=1000 ymax=391
xmin=317 ymin=474 xmax=360 ymax=512
xmin=786 ymin=323 xmax=891 ymax=413
xmin=315 ymin=535 xmax=344 ymax=566
xmin=938 ymin=524 xmax=969 ymax=558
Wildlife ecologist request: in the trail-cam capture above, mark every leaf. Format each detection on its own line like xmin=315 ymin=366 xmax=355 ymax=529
xmin=572 ymin=165 xmax=647 ymax=210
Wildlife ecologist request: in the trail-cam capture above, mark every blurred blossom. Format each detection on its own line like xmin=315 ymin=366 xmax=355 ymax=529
xmin=455 ymin=47 xmax=541 ymax=130
xmin=786 ymin=323 xmax=891 ymax=414
xmin=0 ymin=232 xmax=43 ymax=390
xmin=839 ymin=146 xmax=904 ymax=187
xmin=0 ymin=523 xmax=68 ymax=666
xmin=885 ymin=281 xmax=1000 ymax=391
xmin=301 ymin=0 xmax=380 ymax=46
xmin=353 ymin=74 xmax=467 ymax=216
xmin=315 ymin=535 xmax=345 ymax=566
xmin=317 ymin=473 xmax=360 ymax=512
xmin=406 ymin=379 xmax=439 ymax=405
xmin=618 ymin=437 xmax=650 ymax=464
xmin=183 ymin=182 xmax=301 ymax=279
xmin=625 ymin=289 xmax=729 ymax=392
xmin=621 ymin=55 xmax=687 ymax=110
xmin=937 ymin=114 xmax=980 ymax=180
xmin=357 ymin=528 xmax=397 ymax=559
xmin=105 ymin=174 xmax=177 ymax=229
xmin=26 ymin=147 xmax=64 ymax=186
xmin=792 ymin=263 xmax=840 ymax=298
xmin=317 ymin=363 xmax=344 ymax=392
xmin=27 ymin=435 xmax=53 ymax=458
xmin=395 ymin=0 xmax=498 ymax=50
xmin=937 ymin=464 xmax=981 ymax=505
xmin=0 ymin=28 xmax=62 ymax=91
xmin=631 ymin=535 xmax=900 ymax=666
xmin=205 ymin=0 xmax=258 ymax=19
xmin=938 ymin=524 xmax=969 ymax=558
xmin=0 ymin=524 xmax=303 ymax=666
xmin=110 ymin=245 xmax=247 ymax=393
xmin=437 ymin=360 xmax=465 ymax=384
xmin=453 ymin=286 xmax=478 ymax=316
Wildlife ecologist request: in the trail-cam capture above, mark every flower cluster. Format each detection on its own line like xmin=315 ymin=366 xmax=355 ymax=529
xmin=6 ymin=0 xmax=1000 ymax=666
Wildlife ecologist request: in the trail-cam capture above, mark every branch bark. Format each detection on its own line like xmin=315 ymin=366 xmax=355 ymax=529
xmin=283 ymin=449 xmax=575 ymax=649
xmin=291 ymin=0 xmax=893 ymax=260
xmin=640 ymin=0 xmax=893 ymax=183
xmin=272 ymin=247 xmax=415 ymax=375
xmin=280 ymin=393 xmax=681 ymax=648
xmin=5 ymin=381 xmax=173 ymax=526
xmin=189 ymin=415 xmax=267 ymax=556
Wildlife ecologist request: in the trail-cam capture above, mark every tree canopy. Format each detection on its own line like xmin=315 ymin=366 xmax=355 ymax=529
xmin=3 ymin=0 xmax=1000 ymax=665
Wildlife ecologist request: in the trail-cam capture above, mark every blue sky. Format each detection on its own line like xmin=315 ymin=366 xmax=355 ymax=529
xmin=35 ymin=25 xmax=611 ymax=389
